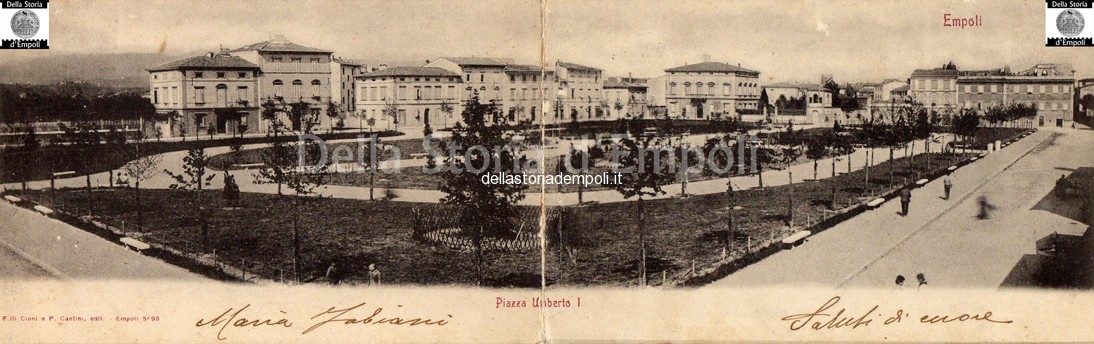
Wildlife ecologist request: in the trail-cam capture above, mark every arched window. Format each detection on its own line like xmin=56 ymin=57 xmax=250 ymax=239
xmin=215 ymin=84 xmax=228 ymax=105
xmin=668 ymin=82 xmax=676 ymax=95
xmin=272 ymin=80 xmax=283 ymax=97
xmin=708 ymin=82 xmax=715 ymax=95
xmin=311 ymin=79 xmax=322 ymax=99
xmin=292 ymin=80 xmax=303 ymax=100
xmin=684 ymin=82 xmax=692 ymax=94
xmin=723 ymin=83 xmax=730 ymax=95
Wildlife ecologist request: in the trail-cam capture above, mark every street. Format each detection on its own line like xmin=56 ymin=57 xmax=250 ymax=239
xmin=708 ymin=128 xmax=1092 ymax=288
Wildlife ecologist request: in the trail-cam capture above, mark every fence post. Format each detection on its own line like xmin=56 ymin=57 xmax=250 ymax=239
xmin=241 ymin=257 xmax=246 ymax=281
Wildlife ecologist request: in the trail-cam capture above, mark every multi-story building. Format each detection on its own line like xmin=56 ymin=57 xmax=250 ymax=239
xmin=331 ymin=58 xmax=363 ymax=118
xmin=908 ymin=66 xmax=959 ymax=112
xmin=648 ymin=61 xmax=761 ymax=120
xmin=425 ymin=57 xmax=512 ymax=104
xmin=602 ymin=77 xmax=648 ymax=119
xmin=956 ymin=63 xmax=1075 ymax=127
xmin=353 ymin=66 xmax=463 ymax=130
xmin=502 ymin=64 xmax=553 ymax=123
xmin=230 ymin=35 xmax=335 ymax=132
xmin=762 ymin=82 xmax=839 ymax=124
xmin=147 ymin=52 xmax=261 ymax=138
xmin=553 ymin=61 xmax=605 ymax=123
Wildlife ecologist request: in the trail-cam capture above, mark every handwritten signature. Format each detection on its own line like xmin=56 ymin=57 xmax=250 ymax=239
xmin=780 ymin=296 xmax=1012 ymax=331
xmin=196 ymin=302 xmax=451 ymax=340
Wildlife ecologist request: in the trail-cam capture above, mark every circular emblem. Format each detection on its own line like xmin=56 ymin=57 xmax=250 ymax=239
xmin=10 ymin=10 xmax=39 ymax=39
xmin=1056 ymin=9 xmax=1085 ymax=37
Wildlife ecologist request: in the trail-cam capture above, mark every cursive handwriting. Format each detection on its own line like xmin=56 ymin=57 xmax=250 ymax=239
xmin=303 ymin=302 xmax=450 ymax=335
xmin=195 ymin=304 xmax=293 ymax=340
xmin=781 ymin=296 xmax=876 ymax=331
xmin=195 ymin=302 xmax=451 ymax=340
xmin=780 ymin=296 xmax=1013 ymax=331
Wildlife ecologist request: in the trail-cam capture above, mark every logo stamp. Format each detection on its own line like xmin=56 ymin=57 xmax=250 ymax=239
xmin=0 ymin=0 xmax=48 ymax=49
xmin=1045 ymin=1 xmax=1092 ymax=46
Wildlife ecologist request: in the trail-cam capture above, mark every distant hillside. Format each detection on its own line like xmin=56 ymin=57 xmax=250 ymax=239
xmin=0 ymin=52 xmax=180 ymax=89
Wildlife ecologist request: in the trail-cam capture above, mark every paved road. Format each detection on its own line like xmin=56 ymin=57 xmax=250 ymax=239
xmin=0 ymin=244 xmax=54 ymax=279
xmin=0 ymin=201 xmax=204 ymax=280
xmin=708 ymin=127 xmax=1091 ymax=288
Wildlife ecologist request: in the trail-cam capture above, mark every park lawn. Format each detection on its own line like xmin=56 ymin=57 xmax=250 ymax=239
xmin=541 ymin=152 xmax=970 ymax=286
xmin=12 ymin=188 xmax=542 ymax=287
xmin=0 ymin=130 xmax=402 ymax=183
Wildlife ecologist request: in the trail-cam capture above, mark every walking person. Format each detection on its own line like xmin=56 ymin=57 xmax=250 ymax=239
xmin=899 ymin=187 xmax=912 ymax=216
xmin=977 ymin=195 xmax=996 ymax=219
xmin=325 ymin=262 xmax=342 ymax=286
xmin=367 ymin=263 xmax=382 ymax=287
xmin=943 ymin=173 xmax=953 ymax=200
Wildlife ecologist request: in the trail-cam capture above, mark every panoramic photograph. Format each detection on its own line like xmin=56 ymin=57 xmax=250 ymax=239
xmin=0 ymin=0 xmax=1091 ymax=342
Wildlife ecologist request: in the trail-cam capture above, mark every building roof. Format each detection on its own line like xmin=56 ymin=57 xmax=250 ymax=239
xmin=890 ymin=85 xmax=910 ymax=92
xmin=603 ymin=77 xmax=647 ymax=89
xmin=665 ymin=61 xmax=759 ymax=75
xmin=230 ymin=36 xmax=331 ymax=54
xmin=358 ymin=66 xmax=460 ymax=78
xmin=765 ymin=82 xmax=826 ymax=92
xmin=147 ymin=53 xmax=260 ymax=72
xmin=440 ymin=56 xmax=508 ymax=67
xmin=504 ymin=64 xmax=551 ymax=73
xmin=557 ymin=61 xmax=602 ymax=73
xmin=333 ymin=57 xmax=362 ymax=66
xmin=910 ymin=68 xmax=960 ymax=78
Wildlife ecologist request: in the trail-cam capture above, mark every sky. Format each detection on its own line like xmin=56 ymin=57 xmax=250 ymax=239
xmin=1 ymin=0 xmax=1089 ymax=83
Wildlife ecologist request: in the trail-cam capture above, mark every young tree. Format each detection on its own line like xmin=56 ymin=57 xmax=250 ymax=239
xmin=952 ymin=109 xmax=980 ymax=152
xmin=805 ymin=136 xmax=828 ymax=181
xmin=439 ymin=100 xmax=455 ymax=128
xmin=165 ymin=148 xmax=214 ymax=191
xmin=117 ymin=136 xmax=162 ymax=230
xmin=326 ymin=101 xmax=343 ymax=132
xmin=439 ymin=95 xmax=529 ymax=285
xmin=260 ymin=97 xmax=287 ymax=138
xmin=613 ymin=123 xmax=676 ymax=286
xmin=222 ymin=172 xmax=240 ymax=207
xmin=382 ymin=100 xmax=401 ymax=130
xmin=777 ymin=143 xmax=803 ymax=227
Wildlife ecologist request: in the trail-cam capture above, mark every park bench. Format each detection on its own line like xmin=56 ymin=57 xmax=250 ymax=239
xmin=119 ymin=237 xmax=151 ymax=254
xmin=947 ymin=166 xmax=957 ymax=171
xmin=3 ymin=195 xmax=21 ymax=203
xmin=235 ymin=163 xmax=263 ymax=169
xmin=409 ymin=153 xmax=430 ymax=159
xmin=969 ymin=157 xmax=978 ymax=161
xmin=32 ymin=205 xmax=54 ymax=215
xmin=914 ymin=179 xmax=929 ymax=187
xmin=782 ymin=230 xmax=811 ymax=249
xmin=52 ymin=171 xmax=76 ymax=178
xmin=866 ymin=197 xmax=885 ymax=209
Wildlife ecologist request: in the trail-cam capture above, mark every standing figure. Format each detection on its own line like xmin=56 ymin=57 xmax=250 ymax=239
xmin=943 ymin=173 xmax=953 ymax=200
xmin=899 ymin=187 xmax=912 ymax=216
xmin=325 ymin=262 xmax=342 ymax=285
xmin=367 ymin=263 xmax=382 ymax=286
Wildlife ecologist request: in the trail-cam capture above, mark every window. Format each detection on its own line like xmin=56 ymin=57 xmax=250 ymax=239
xmin=292 ymin=80 xmax=303 ymax=99
xmin=153 ymin=89 xmax=159 ymax=104
xmin=479 ymin=74 xmax=484 ymax=83
xmin=415 ymin=86 xmax=421 ymax=100
xmin=215 ymin=84 xmax=228 ymax=104
xmin=271 ymin=57 xmax=283 ymax=62
xmin=236 ymin=86 xmax=249 ymax=103
xmin=310 ymin=58 xmax=320 ymax=63
xmin=272 ymin=79 xmax=284 ymax=97
xmin=448 ymin=86 xmax=456 ymax=100
xmin=194 ymin=72 xmax=204 ymax=78
xmin=238 ymin=72 xmax=247 ymax=78
xmin=509 ymin=75 xmax=516 ymax=82
xmin=311 ymin=79 xmax=322 ymax=98
xmin=172 ymin=86 xmax=178 ymax=104
xmin=217 ymin=72 xmax=225 ymax=78
xmin=398 ymin=86 xmax=407 ymax=100
xmin=291 ymin=57 xmax=302 ymax=63
xmin=465 ymin=74 xmax=471 ymax=82
xmin=510 ymin=88 xmax=516 ymax=100
xmin=696 ymin=83 xmax=704 ymax=95
xmin=194 ymin=86 xmax=206 ymax=103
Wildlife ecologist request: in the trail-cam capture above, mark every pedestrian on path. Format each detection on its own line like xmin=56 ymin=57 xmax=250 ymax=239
xmin=916 ymin=273 xmax=928 ymax=290
xmin=977 ymin=195 xmax=996 ymax=219
xmin=895 ymin=275 xmax=906 ymax=287
xmin=943 ymin=173 xmax=953 ymax=200
xmin=899 ymin=187 xmax=912 ymax=216
xmin=367 ymin=263 xmax=382 ymax=286
xmin=325 ymin=262 xmax=342 ymax=285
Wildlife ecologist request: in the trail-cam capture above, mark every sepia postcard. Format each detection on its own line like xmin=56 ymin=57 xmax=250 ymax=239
xmin=0 ymin=0 xmax=1092 ymax=342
